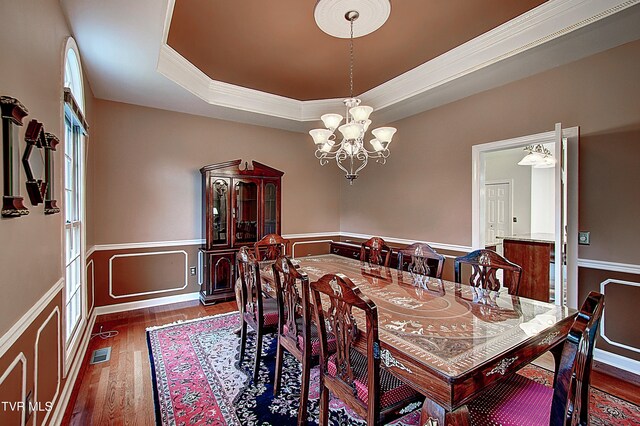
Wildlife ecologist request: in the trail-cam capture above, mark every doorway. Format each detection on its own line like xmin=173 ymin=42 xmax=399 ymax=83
xmin=472 ymin=124 xmax=580 ymax=308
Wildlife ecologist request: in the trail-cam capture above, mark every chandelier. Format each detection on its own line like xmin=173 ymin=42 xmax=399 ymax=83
xmin=517 ymin=144 xmax=557 ymax=168
xmin=309 ymin=5 xmax=396 ymax=184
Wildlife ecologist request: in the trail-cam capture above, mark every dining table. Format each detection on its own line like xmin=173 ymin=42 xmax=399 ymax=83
xmin=256 ymin=254 xmax=577 ymax=426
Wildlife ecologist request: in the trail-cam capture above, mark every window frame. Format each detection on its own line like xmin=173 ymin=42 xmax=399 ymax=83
xmin=62 ymin=37 xmax=87 ymax=376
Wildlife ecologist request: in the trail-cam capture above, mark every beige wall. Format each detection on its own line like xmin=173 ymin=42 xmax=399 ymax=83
xmin=340 ymin=39 xmax=640 ymax=266
xmin=0 ymin=0 xmax=76 ymax=335
xmin=0 ymin=0 xmax=96 ymax=422
xmin=88 ymin=100 xmax=340 ymax=246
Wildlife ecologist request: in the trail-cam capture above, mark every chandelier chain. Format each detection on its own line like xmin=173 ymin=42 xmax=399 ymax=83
xmin=349 ymin=17 xmax=354 ymax=99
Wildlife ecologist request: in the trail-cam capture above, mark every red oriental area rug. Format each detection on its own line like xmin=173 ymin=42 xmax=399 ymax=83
xmin=146 ymin=312 xmax=640 ymax=425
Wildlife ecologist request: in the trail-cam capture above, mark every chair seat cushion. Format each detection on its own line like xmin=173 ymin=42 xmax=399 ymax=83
xmin=327 ymin=349 xmax=417 ymax=409
xmin=283 ymin=320 xmax=336 ymax=356
xmin=244 ymin=297 xmax=279 ymax=327
xmin=468 ymin=372 xmax=553 ymax=426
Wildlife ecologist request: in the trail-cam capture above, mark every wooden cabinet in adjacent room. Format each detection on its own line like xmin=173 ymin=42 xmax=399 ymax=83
xmin=199 ymin=160 xmax=283 ymax=304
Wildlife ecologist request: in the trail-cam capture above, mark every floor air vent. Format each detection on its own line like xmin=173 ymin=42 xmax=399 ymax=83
xmin=90 ymin=347 xmax=112 ymax=364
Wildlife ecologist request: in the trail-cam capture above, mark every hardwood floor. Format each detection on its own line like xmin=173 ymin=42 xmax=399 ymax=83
xmin=63 ymin=300 xmax=639 ymax=425
xmin=62 ymin=300 xmax=237 ymax=425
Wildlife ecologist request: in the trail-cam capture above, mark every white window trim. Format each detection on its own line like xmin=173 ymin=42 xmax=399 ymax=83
xmin=62 ymin=37 xmax=88 ymax=377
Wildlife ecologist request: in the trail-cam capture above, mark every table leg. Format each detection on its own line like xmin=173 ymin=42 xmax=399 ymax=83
xmin=420 ymin=399 xmax=470 ymax=426
xmin=550 ymin=343 xmax=564 ymax=386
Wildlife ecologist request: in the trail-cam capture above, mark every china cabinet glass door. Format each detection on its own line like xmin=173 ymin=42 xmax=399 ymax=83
xmin=211 ymin=179 xmax=229 ymax=246
xmin=264 ymin=182 xmax=277 ymax=235
xmin=234 ymin=179 xmax=258 ymax=244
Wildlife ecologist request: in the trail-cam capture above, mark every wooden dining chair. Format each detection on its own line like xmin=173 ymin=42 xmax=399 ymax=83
xmin=236 ymin=246 xmax=279 ymax=381
xmin=310 ymin=273 xmax=420 ymax=425
xmin=272 ymin=256 xmax=336 ymax=426
xmin=360 ymin=236 xmax=392 ymax=267
xmin=454 ymin=249 xmax=523 ymax=295
xmin=254 ymin=233 xmax=290 ymax=261
xmin=468 ymin=291 xmax=604 ymax=426
xmin=397 ymin=242 xmax=445 ymax=279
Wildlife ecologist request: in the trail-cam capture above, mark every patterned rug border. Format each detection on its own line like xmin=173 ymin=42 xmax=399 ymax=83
xmin=146 ymin=311 xmax=239 ymax=426
xmin=145 ymin=310 xmax=239 ymax=332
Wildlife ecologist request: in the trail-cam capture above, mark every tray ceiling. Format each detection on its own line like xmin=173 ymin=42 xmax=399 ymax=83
xmin=167 ymin=0 xmax=546 ymax=101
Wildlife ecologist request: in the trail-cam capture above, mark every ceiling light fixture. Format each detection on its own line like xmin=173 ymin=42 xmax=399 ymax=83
xmin=310 ymin=1 xmax=395 ymax=184
xmin=517 ymin=144 xmax=557 ymax=168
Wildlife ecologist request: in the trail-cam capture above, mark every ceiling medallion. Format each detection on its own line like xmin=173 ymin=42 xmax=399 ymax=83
xmin=310 ymin=0 xmax=395 ymax=184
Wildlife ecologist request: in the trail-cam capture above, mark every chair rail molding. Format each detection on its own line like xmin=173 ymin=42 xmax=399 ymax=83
xmin=0 ymin=278 xmax=64 ymax=358
xmin=578 ymin=258 xmax=640 ymax=275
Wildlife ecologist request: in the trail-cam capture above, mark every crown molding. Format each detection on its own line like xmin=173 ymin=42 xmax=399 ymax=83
xmin=158 ymin=0 xmax=640 ymax=123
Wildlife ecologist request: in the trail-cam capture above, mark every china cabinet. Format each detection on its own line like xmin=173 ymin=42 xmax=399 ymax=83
xmin=199 ymin=160 xmax=283 ymax=304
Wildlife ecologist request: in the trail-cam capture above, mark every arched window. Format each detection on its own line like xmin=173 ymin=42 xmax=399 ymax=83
xmin=63 ymin=38 xmax=87 ymax=356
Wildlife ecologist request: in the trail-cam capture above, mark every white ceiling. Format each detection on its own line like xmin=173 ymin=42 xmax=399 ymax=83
xmin=60 ymin=0 xmax=640 ymax=133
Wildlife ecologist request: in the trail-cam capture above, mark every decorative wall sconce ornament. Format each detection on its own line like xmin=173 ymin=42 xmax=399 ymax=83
xmin=1 ymin=96 xmax=29 ymax=217
xmin=44 ymin=132 xmax=60 ymax=214
xmin=23 ymin=119 xmax=48 ymax=206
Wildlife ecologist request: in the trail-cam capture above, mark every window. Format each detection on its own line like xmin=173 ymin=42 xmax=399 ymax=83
xmin=63 ymin=38 xmax=86 ymax=353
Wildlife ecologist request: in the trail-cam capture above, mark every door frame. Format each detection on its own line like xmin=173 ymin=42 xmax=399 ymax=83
xmin=484 ymin=179 xmax=514 ymax=246
xmin=472 ymin=124 xmax=579 ymax=308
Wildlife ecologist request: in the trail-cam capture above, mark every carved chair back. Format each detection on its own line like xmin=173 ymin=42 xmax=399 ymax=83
xmin=360 ymin=237 xmax=392 ymax=267
xmin=311 ymin=273 xmax=381 ymax=419
xmin=254 ymin=233 xmax=290 ymax=261
xmin=454 ymin=249 xmax=522 ymax=294
xmin=272 ymin=255 xmax=311 ymax=352
xmin=236 ymin=246 xmax=265 ymax=326
xmin=397 ymin=242 xmax=445 ymax=279
xmin=550 ymin=291 xmax=604 ymax=426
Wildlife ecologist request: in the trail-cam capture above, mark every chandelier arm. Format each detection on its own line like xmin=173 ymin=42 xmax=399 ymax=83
xmin=353 ymin=155 xmax=369 ymax=176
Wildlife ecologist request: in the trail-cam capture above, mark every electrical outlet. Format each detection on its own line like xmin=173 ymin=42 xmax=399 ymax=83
xmin=578 ymin=231 xmax=590 ymax=245
xmin=189 ymin=266 xmax=197 ymax=276
xmin=513 ymin=217 xmax=518 ymax=223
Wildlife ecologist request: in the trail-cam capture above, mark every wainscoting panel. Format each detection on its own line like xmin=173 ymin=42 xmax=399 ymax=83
xmin=578 ymin=266 xmax=640 ymax=362
xmin=0 ymin=353 xmax=26 ymax=425
xmin=34 ymin=307 xmax=61 ymax=426
xmin=109 ymin=250 xmax=188 ymax=298
xmin=91 ymin=245 xmax=201 ymax=307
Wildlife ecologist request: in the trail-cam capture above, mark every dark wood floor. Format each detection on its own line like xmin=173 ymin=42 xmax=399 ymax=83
xmin=63 ymin=300 xmax=639 ymax=425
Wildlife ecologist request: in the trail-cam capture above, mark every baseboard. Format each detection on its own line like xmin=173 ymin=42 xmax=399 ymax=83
xmin=93 ymin=292 xmax=200 ymax=316
xmin=594 ymin=348 xmax=640 ymax=376
xmin=48 ymin=310 xmax=96 ymax=425
xmin=0 ymin=278 xmax=64 ymax=358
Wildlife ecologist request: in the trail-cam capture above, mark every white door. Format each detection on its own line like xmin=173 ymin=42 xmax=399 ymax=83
xmin=485 ymin=182 xmax=511 ymax=245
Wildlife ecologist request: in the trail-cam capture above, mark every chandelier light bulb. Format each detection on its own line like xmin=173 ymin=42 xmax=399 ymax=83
xmin=309 ymin=128 xmax=333 ymax=145
xmin=320 ymin=140 xmax=335 ymax=152
xmin=338 ymin=122 xmax=363 ymax=140
xmin=321 ymin=113 xmax=343 ymax=130
xmin=370 ymin=139 xmax=384 ymax=152
xmin=349 ymin=105 xmax=373 ymax=122
xmin=371 ymin=127 xmax=396 ymax=143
